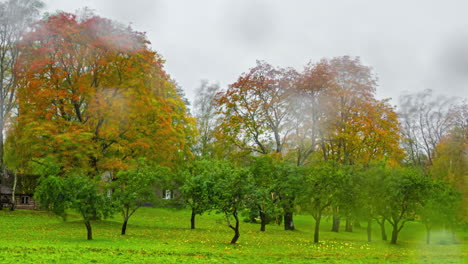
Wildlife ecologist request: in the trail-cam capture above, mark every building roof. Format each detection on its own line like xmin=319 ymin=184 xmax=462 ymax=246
xmin=0 ymin=184 xmax=12 ymax=194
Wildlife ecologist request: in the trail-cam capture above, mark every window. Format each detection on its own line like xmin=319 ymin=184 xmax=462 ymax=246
xmin=164 ymin=190 xmax=172 ymax=200
xmin=21 ymin=196 xmax=29 ymax=204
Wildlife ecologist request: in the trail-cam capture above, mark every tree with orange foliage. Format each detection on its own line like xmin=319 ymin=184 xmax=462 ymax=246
xmin=216 ymin=60 xmax=297 ymax=156
xmin=310 ymin=56 xmax=403 ymax=166
xmin=297 ymin=56 xmax=403 ymax=232
xmin=11 ymin=12 xmax=195 ymax=176
xmin=216 ymin=61 xmax=299 ymax=230
xmin=0 ymin=0 xmax=43 ymax=171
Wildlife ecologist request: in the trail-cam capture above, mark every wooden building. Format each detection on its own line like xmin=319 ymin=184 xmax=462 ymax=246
xmin=0 ymin=173 xmax=39 ymax=210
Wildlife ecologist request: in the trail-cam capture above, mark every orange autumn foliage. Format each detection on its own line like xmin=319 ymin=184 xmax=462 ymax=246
xmin=13 ymin=13 xmax=195 ymax=175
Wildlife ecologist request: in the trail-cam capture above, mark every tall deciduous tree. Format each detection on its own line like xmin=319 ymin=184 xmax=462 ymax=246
xmin=192 ymin=80 xmax=221 ymax=158
xmin=0 ymin=0 xmax=43 ymax=171
xmin=430 ymin=102 xmax=467 ymax=220
xmin=314 ymin=56 xmax=402 ymax=166
xmin=216 ymin=60 xmax=297 ymax=156
xmin=398 ymin=89 xmax=457 ymax=167
xmin=289 ymin=61 xmax=333 ymax=166
xmin=13 ymin=12 xmax=195 ymax=175
xmin=216 ymin=61 xmax=299 ymax=230
xmin=305 ymin=56 xmax=403 ymax=232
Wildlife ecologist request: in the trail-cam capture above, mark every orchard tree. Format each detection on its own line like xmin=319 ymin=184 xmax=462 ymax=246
xmin=302 ymin=162 xmax=343 ymax=243
xmin=420 ymin=181 xmax=461 ymax=244
xmin=35 ymin=175 xmax=115 ymax=240
xmin=112 ymin=160 xmax=167 ymax=235
xmin=216 ymin=61 xmax=300 ymax=230
xmin=274 ymin=161 xmax=305 ymax=231
xmin=247 ymin=155 xmax=283 ymax=231
xmin=380 ymin=167 xmax=431 ymax=244
xmin=357 ymin=164 xmax=392 ymax=242
xmin=211 ymin=161 xmax=252 ymax=244
xmin=180 ymin=160 xmax=216 ymax=229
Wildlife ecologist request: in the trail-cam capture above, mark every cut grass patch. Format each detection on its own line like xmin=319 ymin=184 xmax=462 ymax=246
xmin=0 ymin=208 xmax=466 ymax=263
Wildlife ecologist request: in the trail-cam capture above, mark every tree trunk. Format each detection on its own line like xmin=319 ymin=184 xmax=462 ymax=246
xmin=313 ymin=215 xmax=321 ymax=243
xmin=331 ymin=213 xmax=340 ymax=232
xmin=10 ymin=171 xmax=17 ymax=211
xmin=230 ymin=211 xmax=240 ymax=244
xmin=0 ymin=122 xmax=3 ymax=173
xmin=367 ymin=219 xmax=372 ymax=242
xmin=345 ymin=218 xmax=353 ymax=232
xmin=377 ymin=218 xmax=387 ymax=241
xmin=259 ymin=210 xmax=266 ymax=232
xmin=390 ymin=224 xmax=399 ymax=244
xmin=121 ymin=218 xmax=128 ymax=235
xmin=276 ymin=215 xmax=282 ymax=226
xmin=85 ymin=220 xmax=93 ymax=240
xmin=425 ymin=224 xmax=431 ymax=245
xmin=191 ymin=208 xmax=196 ymax=229
xmin=284 ymin=212 xmax=294 ymax=231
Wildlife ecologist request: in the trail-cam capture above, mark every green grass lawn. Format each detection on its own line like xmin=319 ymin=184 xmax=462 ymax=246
xmin=0 ymin=208 xmax=466 ymax=263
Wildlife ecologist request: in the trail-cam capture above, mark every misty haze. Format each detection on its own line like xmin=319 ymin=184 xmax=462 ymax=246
xmin=0 ymin=0 xmax=466 ymax=263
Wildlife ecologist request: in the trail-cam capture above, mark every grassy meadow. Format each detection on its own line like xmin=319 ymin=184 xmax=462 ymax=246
xmin=0 ymin=207 xmax=466 ymax=263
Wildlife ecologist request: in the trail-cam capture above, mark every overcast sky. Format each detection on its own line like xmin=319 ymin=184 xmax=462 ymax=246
xmin=42 ymin=0 xmax=468 ymax=106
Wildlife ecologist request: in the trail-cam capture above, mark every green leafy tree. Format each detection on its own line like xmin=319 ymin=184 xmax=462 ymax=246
xmin=247 ymin=155 xmax=283 ymax=231
xmin=274 ymin=161 xmax=305 ymax=231
xmin=302 ymin=162 xmax=342 ymax=243
xmin=380 ymin=167 xmax=431 ymax=244
xmin=180 ymin=160 xmax=216 ymax=229
xmin=357 ymin=164 xmax=392 ymax=242
xmin=35 ymin=176 xmax=115 ymax=240
xmin=211 ymin=161 xmax=252 ymax=244
xmin=420 ymin=181 xmax=461 ymax=244
xmin=112 ymin=160 xmax=166 ymax=235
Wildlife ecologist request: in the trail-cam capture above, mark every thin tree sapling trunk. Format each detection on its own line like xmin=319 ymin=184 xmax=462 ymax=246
xmin=367 ymin=219 xmax=372 ymax=242
xmin=259 ymin=210 xmax=267 ymax=232
xmin=121 ymin=218 xmax=128 ymax=235
xmin=10 ymin=171 xmax=17 ymax=211
xmin=345 ymin=218 xmax=353 ymax=232
xmin=376 ymin=217 xmax=387 ymax=241
xmin=85 ymin=220 xmax=93 ymax=240
xmin=390 ymin=225 xmax=399 ymax=244
xmin=227 ymin=210 xmax=240 ymax=244
xmin=191 ymin=208 xmax=196 ymax=229
xmin=390 ymin=219 xmax=405 ymax=245
xmin=425 ymin=223 xmax=431 ymax=244
xmin=284 ymin=211 xmax=295 ymax=231
xmin=331 ymin=217 xmax=340 ymax=232
xmin=313 ymin=214 xmax=321 ymax=243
